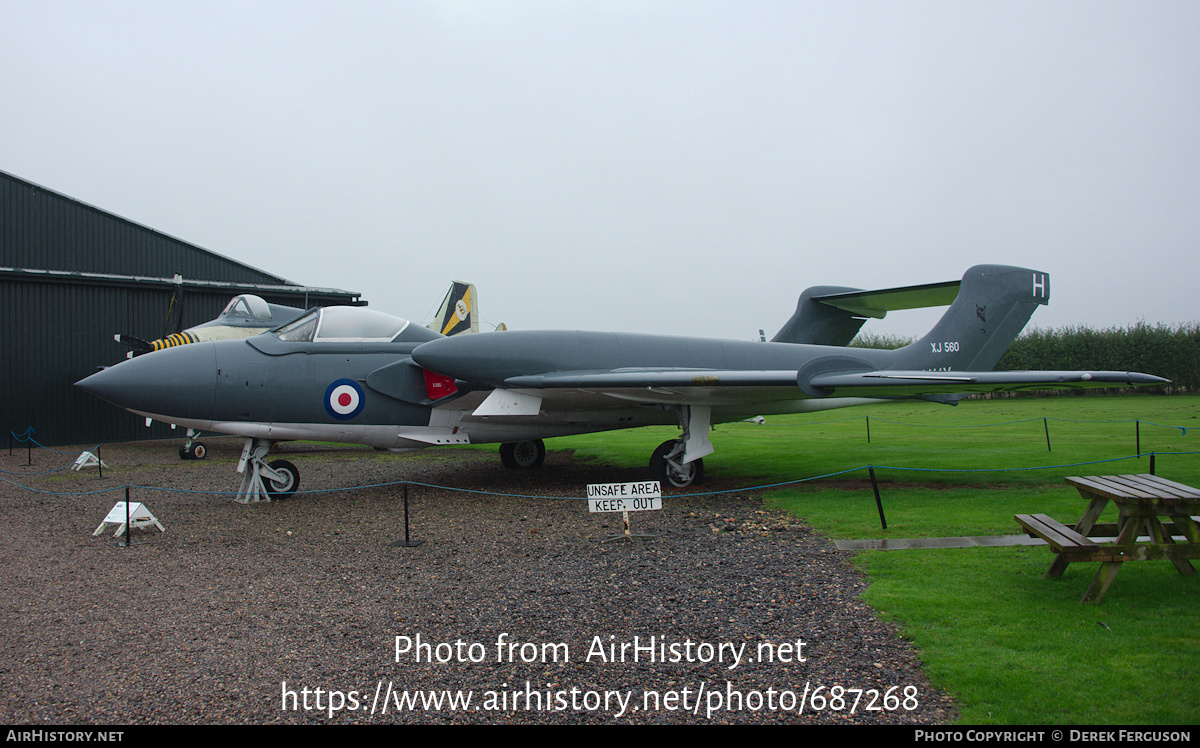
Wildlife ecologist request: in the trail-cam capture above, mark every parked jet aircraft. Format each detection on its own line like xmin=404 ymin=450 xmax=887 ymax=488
xmin=76 ymin=265 xmax=1167 ymax=501
xmin=117 ymin=294 xmax=307 ymax=358
xmin=118 ymin=281 xmax=481 ymax=358
xmin=113 ymin=293 xmax=311 ymax=459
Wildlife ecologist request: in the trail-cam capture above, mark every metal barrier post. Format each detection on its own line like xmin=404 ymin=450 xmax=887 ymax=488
xmin=869 ymin=467 xmax=887 ymax=530
xmin=390 ymin=482 xmax=424 ymax=548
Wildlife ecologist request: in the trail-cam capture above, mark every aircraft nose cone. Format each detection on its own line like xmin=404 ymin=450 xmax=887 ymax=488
xmin=76 ymin=343 xmax=218 ymax=419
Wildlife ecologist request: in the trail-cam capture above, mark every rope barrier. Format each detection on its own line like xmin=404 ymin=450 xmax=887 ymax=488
xmin=4 ymin=450 xmax=1197 ymax=500
xmin=3 ymin=412 xmax=1193 ymax=500
xmin=9 ymin=429 xmax=92 ymax=454
xmin=0 ymin=445 xmax=100 ymax=475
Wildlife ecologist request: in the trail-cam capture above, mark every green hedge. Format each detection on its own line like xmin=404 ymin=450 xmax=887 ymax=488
xmin=996 ymin=322 xmax=1199 ymax=393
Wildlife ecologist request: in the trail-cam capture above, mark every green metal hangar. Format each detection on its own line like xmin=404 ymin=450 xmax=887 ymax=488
xmin=1 ymin=169 xmax=361 ymax=446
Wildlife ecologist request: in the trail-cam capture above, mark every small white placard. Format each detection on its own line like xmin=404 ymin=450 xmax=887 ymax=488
xmin=93 ymin=501 xmax=165 ymax=536
xmin=72 ymin=451 xmax=107 ymax=471
xmin=587 ymin=481 xmax=662 ymax=513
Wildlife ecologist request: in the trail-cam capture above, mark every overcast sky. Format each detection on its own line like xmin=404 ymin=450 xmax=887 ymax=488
xmin=3 ymin=1 xmax=1198 ymax=341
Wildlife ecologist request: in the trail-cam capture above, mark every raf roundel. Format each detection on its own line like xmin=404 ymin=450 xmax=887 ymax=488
xmin=324 ymin=379 xmax=365 ymax=420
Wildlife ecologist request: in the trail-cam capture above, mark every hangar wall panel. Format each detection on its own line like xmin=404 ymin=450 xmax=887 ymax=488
xmin=2 ymin=173 xmax=284 ymax=283
xmin=2 ymin=170 xmax=360 ymax=446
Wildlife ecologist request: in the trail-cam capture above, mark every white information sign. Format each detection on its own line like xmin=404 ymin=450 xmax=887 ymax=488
xmin=92 ymin=501 xmax=165 ymax=537
xmin=587 ymin=481 xmax=662 ymax=513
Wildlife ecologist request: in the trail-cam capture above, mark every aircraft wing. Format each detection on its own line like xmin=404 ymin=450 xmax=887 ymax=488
xmin=503 ymin=369 xmax=800 ymax=388
xmin=804 ymin=369 xmax=1170 ymax=397
xmin=459 ymin=366 xmax=1171 ymax=416
xmin=504 ymin=367 xmax=1166 ymax=390
xmin=501 ymin=367 xmax=1168 ymax=401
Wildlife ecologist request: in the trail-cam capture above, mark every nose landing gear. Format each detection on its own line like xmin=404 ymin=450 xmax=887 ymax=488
xmin=235 ymin=438 xmax=300 ymax=502
xmin=179 ymin=429 xmax=207 ymax=460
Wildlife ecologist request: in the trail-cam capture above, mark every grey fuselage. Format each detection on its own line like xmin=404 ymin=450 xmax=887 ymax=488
xmin=77 ymin=326 xmax=894 ymax=449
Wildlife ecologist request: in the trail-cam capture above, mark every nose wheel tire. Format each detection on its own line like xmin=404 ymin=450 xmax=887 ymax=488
xmin=499 ymin=439 xmax=546 ymax=469
xmin=179 ymin=441 xmax=207 ymax=460
xmin=264 ymin=459 xmax=300 ymax=498
xmin=649 ymin=439 xmax=703 ymax=488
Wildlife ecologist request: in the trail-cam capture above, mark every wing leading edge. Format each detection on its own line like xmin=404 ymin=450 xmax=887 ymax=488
xmin=498 ymin=366 xmax=1169 ymax=404
xmin=803 ymin=369 xmax=1168 ymax=397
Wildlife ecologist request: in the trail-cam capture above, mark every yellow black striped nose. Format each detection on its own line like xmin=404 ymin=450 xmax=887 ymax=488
xmin=149 ymin=331 xmax=199 ymax=351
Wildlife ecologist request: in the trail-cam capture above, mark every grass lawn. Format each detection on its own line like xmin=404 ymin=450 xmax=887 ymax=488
xmin=550 ymin=393 xmax=1200 ymax=725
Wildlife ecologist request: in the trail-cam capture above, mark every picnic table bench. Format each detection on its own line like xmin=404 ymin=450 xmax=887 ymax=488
xmin=1015 ymin=474 xmax=1200 ymax=603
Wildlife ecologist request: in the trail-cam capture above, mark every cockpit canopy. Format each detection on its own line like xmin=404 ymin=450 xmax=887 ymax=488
xmin=273 ymin=306 xmax=413 ymax=343
xmin=220 ymin=294 xmax=274 ymax=321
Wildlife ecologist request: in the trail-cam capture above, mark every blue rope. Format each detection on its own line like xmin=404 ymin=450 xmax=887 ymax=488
xmin=0 ymin=445 xmax=101 ymax=475
xmin=6 ymin=451 xmax=1197 ymax=500
xmin=1135 ymin=419 xmax=1187 ymax=436
xmin=25 ymin=437 xmax=78 ymax=454
xmin=851 ymin=416 xmax=1186 ymax=434
xmin=3 ymin=410 xmax=1192 ymax=499
xmin=866 ymin=416 xmax=1043 ymax=429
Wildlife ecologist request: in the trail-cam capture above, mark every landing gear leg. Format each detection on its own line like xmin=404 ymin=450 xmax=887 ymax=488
xmin=235 ymin=437 xmax=300 ymax=503
xmin=648 ymin=405 xmax=713 ymax=488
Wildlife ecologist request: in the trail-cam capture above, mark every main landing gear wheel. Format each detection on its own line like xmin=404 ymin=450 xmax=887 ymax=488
xmin=179 ymin=441 xmax=206 ymax=460
xmin=499 ymin=439 xmax=546 ymax=469
xmin=649 ymin=439 xmax=704 ymax=488
xmin=264 ymin=460 xmax=299 ymax=498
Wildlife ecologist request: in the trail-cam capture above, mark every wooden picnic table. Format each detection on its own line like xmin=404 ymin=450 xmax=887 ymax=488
xmin=1015 ymin=474 xmax=1200 ymax=603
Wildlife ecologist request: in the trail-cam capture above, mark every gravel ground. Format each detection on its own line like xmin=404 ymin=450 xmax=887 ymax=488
xmin=0 ymin=438 xmax=956 ymax=725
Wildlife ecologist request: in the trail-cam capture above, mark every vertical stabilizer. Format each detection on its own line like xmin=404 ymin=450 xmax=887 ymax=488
xmin=892 ymin=265 xmax=1049 ymax=372
xmin=772 ymin=286 xmax=868 ymax=346
xmin=429 ymin=281 xmax=479 ymax=336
